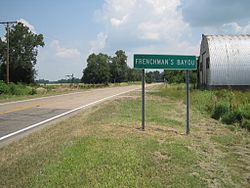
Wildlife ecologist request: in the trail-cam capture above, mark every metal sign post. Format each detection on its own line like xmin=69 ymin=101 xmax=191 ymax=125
xmin=134 ymin=54 xmax=197 ymax=134
xmin=186 ymin=70 xmax=190 ymax=134
xmin=142 ymin=69 xmax=145 ymax=130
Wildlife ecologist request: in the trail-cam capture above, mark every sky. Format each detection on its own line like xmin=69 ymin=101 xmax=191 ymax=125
xmin=0 ymin=0 xmax=250 ymax=81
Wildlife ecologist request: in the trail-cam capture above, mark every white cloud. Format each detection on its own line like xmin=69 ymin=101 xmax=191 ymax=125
xmin=89 ymin=32 xmax=108 ymax=53
xmin=94 ymin=0 xmax=250 ymax=63
xmin=110 ymin=15 xmax=128 ymax=27
xmin=93 ymin=0 xmax=197 ymax=67
xmin=181 ymin=0 xmax=250 ymax=27
xmin=145 ymin=0 xmax=176 ymax=15
xmin=220 ymin=22 xmax=250 ymax=35
xmin=17 ymin=18 xmax=37 ymax=33
xmin=243 ymin=22 xmax=250 ymax=33
xmin=37 ymin=40 xmax=83 ymax=80
xmin=221 ymin=22 xmax=242 ymax=34
xmin=99 ymin=0 xmax=188 ymax=40
xmin=96 ymin=0 xmax=190 ymax=45
xmin=50 ymin=40 xmax=81 ymax=59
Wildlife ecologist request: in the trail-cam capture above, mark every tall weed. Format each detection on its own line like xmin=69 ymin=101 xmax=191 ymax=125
xmin=211 ymin=102 xmax=229 ymax=120
xmin=0 ymin=81 xmax=36 ymax=95
xmin=156 ymin=85 xmax=250 ymax=131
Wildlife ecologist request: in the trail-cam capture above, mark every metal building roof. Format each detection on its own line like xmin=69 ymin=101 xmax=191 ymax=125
xmin=202 ymin=34 xmax=250 ymax=85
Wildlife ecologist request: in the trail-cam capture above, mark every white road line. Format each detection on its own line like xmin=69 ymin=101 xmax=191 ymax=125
xmin=0 ymin=87 xmax=113 ymax=106
xmin=0 ymin=88 xmax=139 ymax=141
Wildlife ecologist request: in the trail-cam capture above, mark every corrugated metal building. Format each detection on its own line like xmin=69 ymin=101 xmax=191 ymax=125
xmin=198 ymin=34 xmax=250 ymax=88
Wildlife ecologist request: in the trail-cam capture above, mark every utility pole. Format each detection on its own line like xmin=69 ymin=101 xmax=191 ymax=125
xmin=66 ymin=73 xmax=74 ymax=85
xmin=0 ymin=21 xmax=18 ymax=83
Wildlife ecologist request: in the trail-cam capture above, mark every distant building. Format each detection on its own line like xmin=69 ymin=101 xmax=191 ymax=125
xmin=198 ymin=34 xmax=250 ymax=88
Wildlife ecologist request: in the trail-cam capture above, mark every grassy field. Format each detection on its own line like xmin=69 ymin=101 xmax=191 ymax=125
xmin=0 ymin=85 xmax=249 ymax=187
xmin=154 ymin=84 xmax=250 ymax=131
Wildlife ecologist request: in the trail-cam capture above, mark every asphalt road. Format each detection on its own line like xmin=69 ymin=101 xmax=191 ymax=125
xmin=0 ymin=85 xmax=141 ymax=142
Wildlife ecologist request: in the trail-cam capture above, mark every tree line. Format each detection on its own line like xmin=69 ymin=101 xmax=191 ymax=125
xmin=0 ymin=23 xmax=197 ymax=85
xmin=81 ymin=50 xmax=141 ymax=84
xmin=82 ymin=50 xmax=197 ymax=84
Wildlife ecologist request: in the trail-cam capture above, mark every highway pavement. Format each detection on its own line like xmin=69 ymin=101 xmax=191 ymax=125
xmin=0 ymin=85 xmax=141 ymax=142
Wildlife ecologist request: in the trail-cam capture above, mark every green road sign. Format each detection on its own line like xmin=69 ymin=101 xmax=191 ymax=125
xmin=134 ymin=54 xmax=197 ymax=70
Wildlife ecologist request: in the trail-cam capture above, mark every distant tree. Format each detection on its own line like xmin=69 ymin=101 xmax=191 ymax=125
xmin=56 ymin=78 xmax=81 ymax=84
xmin=145 ymin=71 xmax=153 ymax=83
xmin=146 ymin=71 xmax=164 ymax=83
xmin=164 ymin=70 xmax=184 ymax=83
xmin=110 ymin=50 xmax=128 ymax=83
xmin=35 ymin=79 xmax=50 ymax=84
xmin=189 ymin=71 xmax=197 ymax=85
xmin=81 ymin=50 xmax=143 ymax=84
xmin=152 ymin=71 xmax=163 ymax=82
xmin=82 ymin=53 xmax=110 ymax=84
xmin=163 ymin=70 xmax=197 ymax=85
xmin=0 ymin=23 xmax=44 ymax=83
xmin=128 ymin=68 xmax=141 ymax=82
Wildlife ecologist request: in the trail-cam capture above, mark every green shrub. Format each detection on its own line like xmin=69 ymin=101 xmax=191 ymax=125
xmin=221 ymin=110 xmax=243 ymax=125
xmin=9 ymin=83 xmax=19 ymax=95
xmin=188 ymin=87 xmax=250 ymax=130
xmin=221 ymin=112 xmax=234 ymax=124
xmin=191 ymin=90 xmax=215 ymax=114
xmin=214 ymin=89 xmax=234 ymax=100
xmin=239 ymin=104 xmax=250 ymax=119
xmin=211 ymin=102 xmax=229 ymax=120
xmin=0 ymin=81 xmax=9 ymax=94
xmin=0 ymin=82 xmax=35 ymax=96
xmin=28 ymin=87 xmax=37 ymax=95
xmin=241 ymin=119 xmax=250 ymax=131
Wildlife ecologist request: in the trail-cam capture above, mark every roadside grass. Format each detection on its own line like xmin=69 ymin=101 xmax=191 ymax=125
xmin=0 ymin=82 xmax=81 ymax=102
xmin=0 ymin=82 xmax=140 ymax=103
xmin=0 ymin=89 xmax=79 ymax=104
xmin=151 ymin=84 xmax=250 ymax=130
xmin=0 ymin=85 xmax=249 ymax=187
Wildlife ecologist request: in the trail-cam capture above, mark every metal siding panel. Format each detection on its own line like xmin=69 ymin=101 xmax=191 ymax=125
xmin=204 ymin=35 xmax=250 ymax=86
